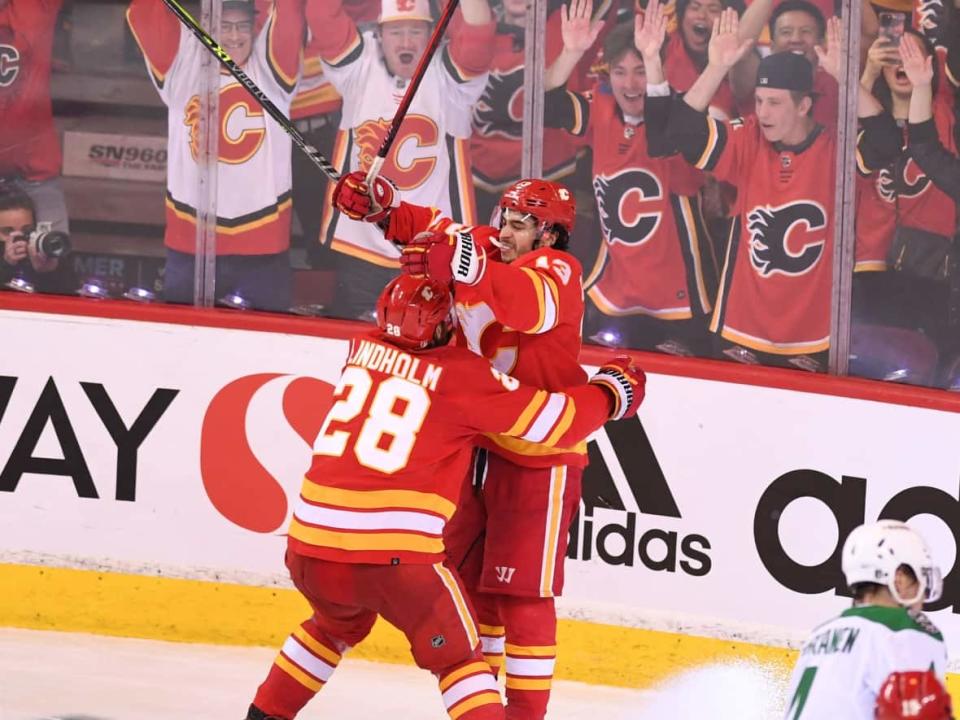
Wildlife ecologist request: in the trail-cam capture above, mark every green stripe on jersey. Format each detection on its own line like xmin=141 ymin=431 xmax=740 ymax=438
xmin=841 ymin=605 xmax=943 ymax=640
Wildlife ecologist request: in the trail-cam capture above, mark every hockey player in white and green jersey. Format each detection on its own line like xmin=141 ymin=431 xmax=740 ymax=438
xmin=783 ymin=520 xmax=947 ymax=720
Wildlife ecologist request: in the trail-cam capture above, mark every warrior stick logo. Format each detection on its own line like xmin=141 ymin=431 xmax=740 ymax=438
xmin=568 ymin=420 xmax=712 ymax=576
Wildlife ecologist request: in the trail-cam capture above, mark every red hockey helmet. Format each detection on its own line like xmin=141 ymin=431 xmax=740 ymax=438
xmin=876 ymin=671 xmax=952 ymax=720
xmin=499 ymin=179 xmax=576 ymax=233
xmin=376 ymin=274 xmax=454 ymax=350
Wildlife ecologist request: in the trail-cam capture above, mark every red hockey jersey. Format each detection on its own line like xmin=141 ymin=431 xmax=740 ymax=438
xmin=288 ymin=332 xmax=612 ymax=564
xmin=387 ymin=202 xmax=589 ymax=468
xmin=697 ymin=115 xmax=835 ymax=355
xmin=894 ymin=99 xmax=957 ymax=239
xmin=470 ymin=10 xmax=590 ymax=193
xmin=0 ymin=0 xmax=62 ymax=181
xmin=572 ymin=91 xmax=712 ymax=319
xmin=854 ymin=171 xmax=895 ymax=272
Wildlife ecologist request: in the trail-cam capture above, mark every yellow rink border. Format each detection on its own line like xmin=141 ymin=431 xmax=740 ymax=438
xmin=3 ymin=563 xmax=959 ymax=698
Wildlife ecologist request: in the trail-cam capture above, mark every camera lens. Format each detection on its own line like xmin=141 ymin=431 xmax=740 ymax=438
xmin=37 ymin=230 xmax=70 ymax=258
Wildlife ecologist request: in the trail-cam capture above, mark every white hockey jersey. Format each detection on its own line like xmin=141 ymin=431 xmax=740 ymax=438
xmin=783 ymin=605 xmax=947 ymax=719
xmin=130 ymin=5 xmax=298 ymax=255
xmin=319 ymin=31 xmax=487 ymax=266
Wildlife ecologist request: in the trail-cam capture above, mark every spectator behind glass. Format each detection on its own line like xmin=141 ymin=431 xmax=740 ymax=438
xmin=0 ymin=0 xmax=70 ymax=236
xmin=0 ymin=187 xmax=64 ymax=292
xmin=731 ymin=0 xmax=840 ymax=125
xmin=308 ymin=0 xmax=494 ymax=322
xmin=469 ymin=0 xmax=607 ymax=226
xmin=547 ymin=7 xmax=716 ymax=356
xmin=290 ymin=0 xmax=379 ymax=271
xmin=854 ymin=30 xmax=958 ymax=378
xmin=661 ymin=0 xmax=748 ymax=119
xmin=646 ymin=10 xmax=843 ymax=372
xmin=126 ymin=0 xmax=305 ymax=312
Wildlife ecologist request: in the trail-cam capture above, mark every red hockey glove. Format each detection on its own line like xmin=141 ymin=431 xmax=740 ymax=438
xmin=331 ymin=171 xmax=399 ymax=224
xmin=589 ymin=355 xmax=646 ymax=420
xmin=400 ymin=230 xmax=487 ymax=285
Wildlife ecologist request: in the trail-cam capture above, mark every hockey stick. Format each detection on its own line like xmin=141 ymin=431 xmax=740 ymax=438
xmin=160 ymin=0 xmax=340 ymax=181
xmin=365 ymin=0 xmax=462 ymax=184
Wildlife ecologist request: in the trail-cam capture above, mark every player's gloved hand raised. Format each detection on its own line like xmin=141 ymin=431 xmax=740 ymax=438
xmin=589 ymin=355 xmax=646 ymax=420
xmin=400 ymin=230 xmax=487 ymax=286
xmin=331 ymin=171 xmax=399 ymax=224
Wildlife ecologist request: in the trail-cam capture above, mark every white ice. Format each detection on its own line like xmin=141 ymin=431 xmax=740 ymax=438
xmin=0 ymin=629 xmax=787 ymax=719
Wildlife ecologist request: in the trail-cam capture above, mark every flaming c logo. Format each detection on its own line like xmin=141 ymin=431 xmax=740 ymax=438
xmin=354 ymin=114 xmax=439 ymax=191
xmin=355 ymin=118 xmax=391 ymax=173
xmin=200 ymin=374 xmax=334 ymax=533
xmin=184 ymin=84 xmax=266 ymax=164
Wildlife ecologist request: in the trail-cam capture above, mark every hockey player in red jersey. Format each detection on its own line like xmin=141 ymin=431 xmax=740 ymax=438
xmin=333 ymin=173 xmax=594 ymax=719
xmin=245 ymin=274 xmax=645 ymax=720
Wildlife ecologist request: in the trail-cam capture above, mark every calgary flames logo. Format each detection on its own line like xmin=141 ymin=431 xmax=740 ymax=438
xmin=184 ymin=84 xmax=266 ymax=164
xmin=353 ymin=114 xmax=440 ymax=191
xmin=355 ymin=118 xmax=391 ymax=173
xmin=185 ymin=95 xmax=202 ymax=162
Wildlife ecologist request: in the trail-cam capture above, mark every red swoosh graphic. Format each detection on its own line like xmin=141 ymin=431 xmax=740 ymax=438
xmin=201 ymin=373 xmax=287 ymax=533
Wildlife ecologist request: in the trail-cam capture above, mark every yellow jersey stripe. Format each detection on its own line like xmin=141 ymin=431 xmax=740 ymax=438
xmin=288 ymin=518 xmax=445 ymax=554
xmin=300 ymin=480 xmax=457 ymax=519
xmin=504 ymin=390 xmax=549 ymax=437
xmin=543 ymin=398 xmax=576 ymax=448
xmin=520 ymin=267 xmax=548 ymax=332
xmin=695 ymin=117 xmax=720 ymax=169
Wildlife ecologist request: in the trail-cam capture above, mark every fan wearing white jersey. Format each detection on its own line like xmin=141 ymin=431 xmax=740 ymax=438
xmin=784 ymin=520 xmax=947 ymax=720
xmin=127 ymin=0 xmax=304 ymax=311
xmin=305 ymin=0 xmax=494 ymax=319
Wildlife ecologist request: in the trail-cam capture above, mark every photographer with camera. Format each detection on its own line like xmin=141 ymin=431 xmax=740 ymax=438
xmin=0 ymin=188 xmax=70 ymax=293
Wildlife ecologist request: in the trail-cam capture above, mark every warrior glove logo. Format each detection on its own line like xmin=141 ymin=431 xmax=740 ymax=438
xmin=747 ymin=201 xmax=827 ymax=277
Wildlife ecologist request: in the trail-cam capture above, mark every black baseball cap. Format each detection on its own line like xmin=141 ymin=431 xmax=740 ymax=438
xmin=756 ymin=52 xmax=814 ymax=93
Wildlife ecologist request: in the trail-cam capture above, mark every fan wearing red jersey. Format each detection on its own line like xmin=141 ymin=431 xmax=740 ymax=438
xmin=0 ymin=0 xmax=69 ymax=235
xmin=540 ymin=14 xmax=716 ymax=355
xmin=644 ymin=6 xmax=842 ymax=371
xmin=246 ymin=275 xmax=645 ymax=720
xmin=334 ymin=175 xmax=593 ymax=720
xmin=875 ymin=670 xmax=953 ymax=720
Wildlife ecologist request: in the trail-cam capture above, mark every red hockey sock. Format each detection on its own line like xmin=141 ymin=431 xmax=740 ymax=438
xmin=499 ymin=596 xmax=557 ymax=720
xmin=437 ymin=656 xmax=504 ymax=719
xmin=475 ymin=592 xmax=505 ymax=678
xmin=252 ymin=619 xmax=344 ymax=719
